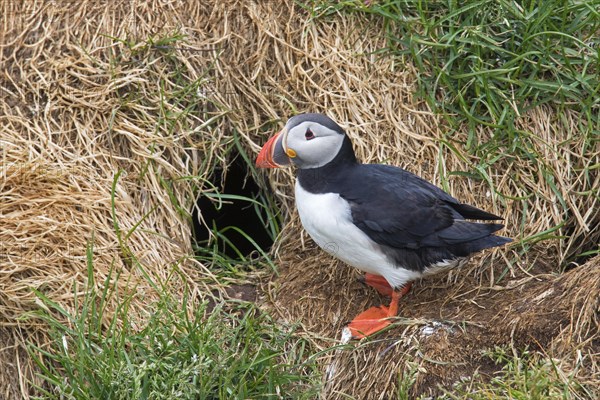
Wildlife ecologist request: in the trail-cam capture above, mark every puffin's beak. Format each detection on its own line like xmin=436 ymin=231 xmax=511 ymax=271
xmin=256 ymin=130 xmax=291 ymax=168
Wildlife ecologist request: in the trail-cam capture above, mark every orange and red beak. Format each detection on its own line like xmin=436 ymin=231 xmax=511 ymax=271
xmin=256 ymin=130 xmax=292 ymax=168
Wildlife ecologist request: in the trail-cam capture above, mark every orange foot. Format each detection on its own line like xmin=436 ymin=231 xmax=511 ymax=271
xmin=348 ymin=283 xmax=412 ymax=339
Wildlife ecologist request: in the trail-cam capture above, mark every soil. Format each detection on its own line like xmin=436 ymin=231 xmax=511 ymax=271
xmin=0 ymin=328 xmax=39 ymax=399
xmin=225 ymin=283 xmax=259 ymax=303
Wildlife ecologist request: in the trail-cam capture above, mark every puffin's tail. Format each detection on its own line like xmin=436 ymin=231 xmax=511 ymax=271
xmin=436 ymin=221 xmax=512 ymax=256
xmin=457 ymin=232 xmax=512 ymax=255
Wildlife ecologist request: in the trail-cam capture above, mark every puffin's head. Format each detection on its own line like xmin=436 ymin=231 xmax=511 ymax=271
xmin=255 ymin=113 xmax=348 ymax=169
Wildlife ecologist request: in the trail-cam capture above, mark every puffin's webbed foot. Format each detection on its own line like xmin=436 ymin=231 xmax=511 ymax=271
xmin=348 ymin=283 xmax=412 ymax=339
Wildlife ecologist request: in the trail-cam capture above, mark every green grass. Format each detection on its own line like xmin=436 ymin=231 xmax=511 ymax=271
xmin=440 ymin=347 xmax=595 ymax=399
xmin=308 ymin=0 xmax=599 ymax=130
xmin=27 ymin=240 xmax=321 ymax=400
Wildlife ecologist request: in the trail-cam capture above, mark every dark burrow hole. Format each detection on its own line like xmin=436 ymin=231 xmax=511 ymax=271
xmin=192 ymin=154 xmax=276 ymax=260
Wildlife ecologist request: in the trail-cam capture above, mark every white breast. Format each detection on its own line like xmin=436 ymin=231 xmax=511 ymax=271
xmin=294 ymin=181 xmax=422 ymax=288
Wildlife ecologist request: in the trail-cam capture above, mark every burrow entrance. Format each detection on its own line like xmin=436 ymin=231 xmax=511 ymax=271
xmin=192 ymin=154 xmax=276 ymax=260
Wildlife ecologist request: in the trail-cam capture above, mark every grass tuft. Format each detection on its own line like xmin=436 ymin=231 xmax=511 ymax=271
xmin=309 ymin=0 xmax=599 ymax=131
xmin=27 ymin=241 xmax=320 ymax=399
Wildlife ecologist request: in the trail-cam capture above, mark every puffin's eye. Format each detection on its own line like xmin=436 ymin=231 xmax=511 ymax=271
xmin=305 ymin=129 xmax=315 ymax=140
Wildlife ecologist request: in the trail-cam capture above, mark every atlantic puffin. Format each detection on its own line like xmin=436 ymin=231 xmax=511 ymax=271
xmin=256 ymin=113 xmax=511 ymax=339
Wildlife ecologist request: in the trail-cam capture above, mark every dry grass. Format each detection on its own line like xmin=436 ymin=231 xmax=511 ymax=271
xmin=1 ymin=0 xmax=598 ymax=398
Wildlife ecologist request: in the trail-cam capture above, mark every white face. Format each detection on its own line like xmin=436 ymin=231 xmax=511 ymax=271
xmin=282 ymin=120 xmax=345 ymax=169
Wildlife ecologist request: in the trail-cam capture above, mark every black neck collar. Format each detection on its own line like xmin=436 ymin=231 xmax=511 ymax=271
xmin=297 ymin=135 xmax=358 ymax=193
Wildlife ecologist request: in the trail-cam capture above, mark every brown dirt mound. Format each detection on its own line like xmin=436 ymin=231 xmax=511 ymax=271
xmin=1 ymin=0 xmax=598 ymax=398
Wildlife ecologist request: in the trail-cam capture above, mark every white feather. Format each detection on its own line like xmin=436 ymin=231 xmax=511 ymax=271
xmin=423 ymin=258 xmax=465 ymax=276
xmin=295 ymin=181 xmax=422 ymax=288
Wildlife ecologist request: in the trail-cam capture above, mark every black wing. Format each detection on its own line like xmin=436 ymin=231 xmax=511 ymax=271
xmin=340 ymin=164 xmax=509 ymax=263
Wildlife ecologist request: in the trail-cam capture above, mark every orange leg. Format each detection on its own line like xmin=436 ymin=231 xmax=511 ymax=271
xmin=348 ymin=283 xmax=412 ymax=339
xmin=361 ymin=273 xmax=394 ymax=297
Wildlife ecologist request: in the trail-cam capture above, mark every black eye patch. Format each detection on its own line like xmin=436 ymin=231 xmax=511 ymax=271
xmin=305 ymin=129 xmax=315 ymax=140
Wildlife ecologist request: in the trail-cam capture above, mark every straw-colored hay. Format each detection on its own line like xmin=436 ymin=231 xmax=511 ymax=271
xmin=1 ymin=1 xmax=230 ymax=395
xmin=1 ymin=1 xmax=598 ymax=398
